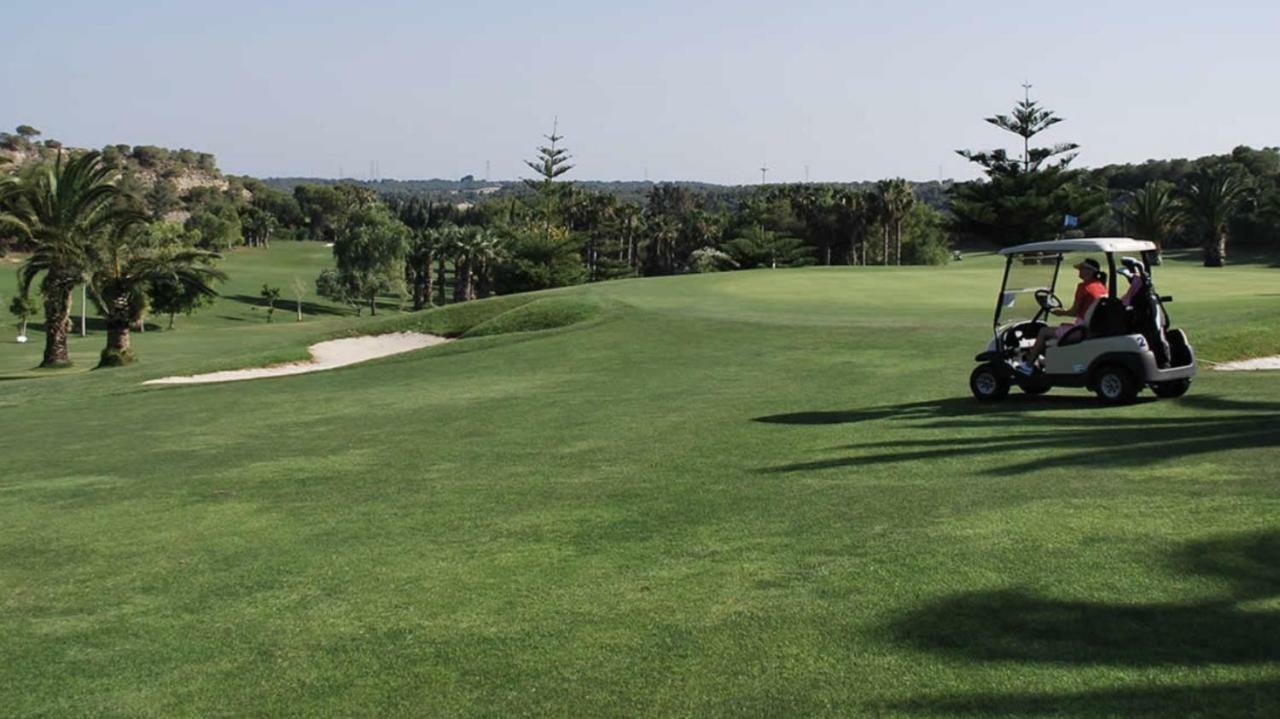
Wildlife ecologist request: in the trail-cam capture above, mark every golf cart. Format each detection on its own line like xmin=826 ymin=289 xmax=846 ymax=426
xmin=969 ymin=238 xmax=1196 ymax=405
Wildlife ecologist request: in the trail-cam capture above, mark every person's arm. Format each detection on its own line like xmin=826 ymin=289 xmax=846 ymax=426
xmin=1052 ymin=290 xmax=1080 ymax=317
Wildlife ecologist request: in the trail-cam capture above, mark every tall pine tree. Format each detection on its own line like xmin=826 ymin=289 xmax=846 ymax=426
xmin=949 ymin=88 xmax=1105 ymax=246
xmin=523 ymin=119 xmax=574 ymax=235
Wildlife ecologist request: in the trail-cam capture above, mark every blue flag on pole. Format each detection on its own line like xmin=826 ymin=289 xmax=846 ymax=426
xmin=1063 ymin=214 xmax=1078 ymax=228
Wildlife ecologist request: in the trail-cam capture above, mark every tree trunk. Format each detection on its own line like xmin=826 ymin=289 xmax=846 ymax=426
xmin=1203 ymin=228 xmax=1226 ymax=267
xmin=296 ymin=300 xmax=303 ymax=322
xmin=422 ymin=253 xmax=434 ymax=307
xmin=412 ymin=265 xmax=427 ymax=311
xmin=476 ymin=261 xmax=491 ymax=298
xmin=99 ymin=317 xmax=133 ymax=367
xmin=453 ymin=260 xmax=470 ymax=303
xmin=895 ymin=220 xmax=903 ymax=265
xmin=882 ymin=226 xmax=889 ymax=266
xmin=825 ymin=246 xmax=832 ymax=266
xmin=168 ymin=312 xmax=176 ymax=330
xmin=436 ymin=255 xmax=447 ymax=305
xmin=39 ymin=280 xmax=74 ymax=368
xmin=369 ymin=295 xmax=377 ymax=316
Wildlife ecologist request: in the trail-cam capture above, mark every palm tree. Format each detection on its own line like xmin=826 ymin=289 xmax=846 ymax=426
xmin=835 ymin=189 xmax=872 ymax=265
xmin=13 ymin=151 xmax=140 ymax=367
xmin=88 ymin=232 xmax=225 ymax=366
xmin=613 ymin=203 xmax=645 ymax=272
xmin=643 ymin=215 xmax=679 ymax=275
xmin=875 ymin=179 xmax=915 ymax=265
xmin=1122 ymin=181 xmax=1182 ymax=253
xmin=1180 ymin=168 xmax=1250 ymax=267
xmin=468 ymin=228 xmax=506 ymax=299
xmin=406 ymin=228 xmax=442 ymax=310
xmin=448 ymin=226 xmax=482 ymax=303
xmin=435 ymin=224 xmax=463 ymax=305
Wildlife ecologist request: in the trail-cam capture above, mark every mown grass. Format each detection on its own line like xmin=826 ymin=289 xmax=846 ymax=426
xmin=1 ymin=244 xmax=1279 ymax=717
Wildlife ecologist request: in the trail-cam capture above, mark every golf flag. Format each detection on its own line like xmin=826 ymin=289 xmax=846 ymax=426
xmin=1063 ymin=214 xmax=1079 ymax=228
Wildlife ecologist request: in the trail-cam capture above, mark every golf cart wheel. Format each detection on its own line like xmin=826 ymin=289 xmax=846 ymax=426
xmin=1094 ymin=365 xmax=1139 ymax=405
xmin=1151 ymin=378 xmax=1191 ymax=399
xmin=970 ymin=364 xmax=1010 ymax=402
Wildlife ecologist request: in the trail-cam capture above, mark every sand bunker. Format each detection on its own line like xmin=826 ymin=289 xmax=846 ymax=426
xmin=144 ymin=332 xmax=449 ymax=385
xmin=1213 ymin=356 xmax=1280 ymax=371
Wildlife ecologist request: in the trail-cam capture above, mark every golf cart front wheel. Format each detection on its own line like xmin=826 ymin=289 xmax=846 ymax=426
xmin=970 ymin=364 xmax=1010 ymax=402
xmin=1094 ymin=366 xmax=1139 ymax=405
xmin=1151 ymin=379 xmax=1191 ymax=399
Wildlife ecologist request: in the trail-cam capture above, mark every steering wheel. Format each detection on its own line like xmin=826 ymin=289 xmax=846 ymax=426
xmin=1034 ymin=289 xmax=1063 ymax=313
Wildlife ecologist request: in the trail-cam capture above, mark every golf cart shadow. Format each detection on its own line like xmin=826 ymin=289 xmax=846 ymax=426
xmin=753 ymin=395 xmax=1280 ymax=475
xmin=753 ymin=395 xmax=1123 ymax=426
xmin=884 ymin=529 xmax=1280 ymax=716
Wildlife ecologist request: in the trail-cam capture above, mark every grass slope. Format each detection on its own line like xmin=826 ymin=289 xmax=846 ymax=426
xmin=2 ymin=247 xmax=1279 ymax=717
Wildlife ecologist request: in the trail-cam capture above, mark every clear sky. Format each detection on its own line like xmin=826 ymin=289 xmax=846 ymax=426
xmin=4 ymin=1 xmax=1277 ymax=184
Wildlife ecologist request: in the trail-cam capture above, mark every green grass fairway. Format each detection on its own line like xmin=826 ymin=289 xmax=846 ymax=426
xmin=2 ymin=246 xmax=1279 ymax=717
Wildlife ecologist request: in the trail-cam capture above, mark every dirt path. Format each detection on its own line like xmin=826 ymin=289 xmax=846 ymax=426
xmin=144 ymin=332 xmax=449 ymax=385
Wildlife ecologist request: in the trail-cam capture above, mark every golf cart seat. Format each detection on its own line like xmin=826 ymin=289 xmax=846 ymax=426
xmin=1056 ymin=297 xmax=1128 ymax=347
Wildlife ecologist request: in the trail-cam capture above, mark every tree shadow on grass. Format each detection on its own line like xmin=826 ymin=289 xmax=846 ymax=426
xmin=28 ymin=318 xmax=161 ymax=333
xmin=755 ymin=396 xmax=1280 ymax=475
xmin=892 ymin=679 xmax=1280 ymax=718
xmin=885 ymin=530 xmax=1280 ymax=716
xmin=224 ymin=294 xmax=351 ymax=317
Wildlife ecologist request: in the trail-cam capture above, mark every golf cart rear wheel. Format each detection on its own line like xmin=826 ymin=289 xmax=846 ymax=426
xmin=1151 ymin=378 xmax=1191 ymax=399
xmin=1094 ymin=365 xmax=1139 ymax=405
xmin=970 ymin=364 xmax=1010 ymax=401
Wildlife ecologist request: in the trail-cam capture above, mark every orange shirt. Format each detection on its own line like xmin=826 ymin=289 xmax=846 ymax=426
xmin=1071 ymin=279 xmax=1107 ymax=320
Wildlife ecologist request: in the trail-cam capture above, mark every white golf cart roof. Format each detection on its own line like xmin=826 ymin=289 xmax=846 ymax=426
xmin=999 ymin=238 xmax=1157 ymax=255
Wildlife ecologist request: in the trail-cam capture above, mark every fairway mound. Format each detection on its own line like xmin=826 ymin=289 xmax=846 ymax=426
xmin=462 ymin=296 xmax=602 ymax=338
xmin=143 ymin=332 xmax=448 ymax=385
xmin=1214 ymin=355 xmax=1280 ymax=371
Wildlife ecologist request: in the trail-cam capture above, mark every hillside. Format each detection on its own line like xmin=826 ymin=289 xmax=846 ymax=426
xmin=1 ymin=132 xmax=228 ymax=193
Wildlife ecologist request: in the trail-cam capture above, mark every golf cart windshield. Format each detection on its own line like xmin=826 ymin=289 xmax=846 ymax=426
xmin=996 ymin=252 xmax=1062 ymax=326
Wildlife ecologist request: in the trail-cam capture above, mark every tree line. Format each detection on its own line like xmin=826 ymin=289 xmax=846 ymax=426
xmin=297 ymin=126 xmax=955 ymax=318
xmin=949 ymin=93 xmax=1280 ymax=266
xmin=3 ymin=99 xmax=1277 ymax=370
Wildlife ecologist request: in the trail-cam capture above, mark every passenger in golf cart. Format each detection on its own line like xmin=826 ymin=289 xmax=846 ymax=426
xmin=1015 ymin=258 xmax=1107 ymax=375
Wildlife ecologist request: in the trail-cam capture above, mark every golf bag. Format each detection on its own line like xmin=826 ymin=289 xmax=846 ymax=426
xmin=1120 ymin=258 xmax=1172 ymax=368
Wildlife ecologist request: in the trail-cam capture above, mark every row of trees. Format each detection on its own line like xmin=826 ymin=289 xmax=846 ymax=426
xmin=0 ymin=152 xmax=225 ymax=368
xmin=303 ymin=127 xmax=954 ymax=315
xmin=948 ymin=93 xmax=1279 ymax=266
xmin=5 ymin=106 xmax=1270 ymax=370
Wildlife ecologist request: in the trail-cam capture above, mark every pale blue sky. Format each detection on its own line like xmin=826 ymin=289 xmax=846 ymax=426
xmin=4 ymin=1 xmax=1277 ymax=183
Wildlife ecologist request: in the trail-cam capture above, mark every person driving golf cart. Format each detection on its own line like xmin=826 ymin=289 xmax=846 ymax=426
xmin=1015 ymin=258 xmax=1107 ymax=375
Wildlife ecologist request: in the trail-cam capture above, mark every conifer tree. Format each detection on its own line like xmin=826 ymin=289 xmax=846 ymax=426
xmin=949 ymin=88 xmax=1104 ymax=245
xmin=523 ymin=119 xmax=574 ymax=234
